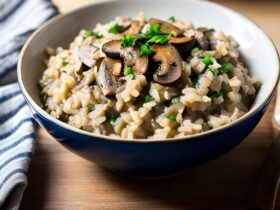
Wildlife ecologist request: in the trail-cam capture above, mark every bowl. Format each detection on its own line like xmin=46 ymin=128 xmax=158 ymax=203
xmin=17 ymin=0 xmax=279 ymax=177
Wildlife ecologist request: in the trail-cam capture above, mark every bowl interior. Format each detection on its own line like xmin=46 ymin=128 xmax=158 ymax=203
xmin=19 ymin=0 xmax=279 ymax=139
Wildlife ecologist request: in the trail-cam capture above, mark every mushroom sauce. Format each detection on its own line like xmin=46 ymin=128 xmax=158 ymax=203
xmin=39 ymin=13 xmax=260 ymax=139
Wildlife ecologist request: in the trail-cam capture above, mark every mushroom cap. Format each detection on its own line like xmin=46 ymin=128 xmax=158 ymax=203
xmin=169 ymin=36 xmax=196 ymax=53
xmin=102 ymin=40 xmax=149 ymax=75
xmin=97 ymin=57 xmax=125 ymax=96
xmin=122 ymin=46 xmax=149 ymax=75
xmin=122 ymin=21 xmax=142 ymax=35
xmin=151 ymin=44 xmax=183 ymax=84
xmin=78 ymin=37 xmax=99 ymax=68
xmin=102 ymin=40 xmax=122 ymax=58
xmin=148 ymin=18 xmax=183 ymax=36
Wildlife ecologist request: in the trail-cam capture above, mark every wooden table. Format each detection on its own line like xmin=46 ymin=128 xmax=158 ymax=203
xmin=19 ymin=1 xmax=280 ymax=209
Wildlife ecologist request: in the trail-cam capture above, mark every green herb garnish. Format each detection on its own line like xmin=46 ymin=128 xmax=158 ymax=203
xmin=62 ymin=59 xmax=68 ymax=66
xmin=84 ymin=30 xmax=94 ymax=37
xmin=79 ymin=126 xmax=85 ymax=130
xmin=219 ymin=63 xmax=231 ymax=73
xmin=147 ymin=23 xmax=161 ymax=36
xmin=137 ymin=34 xmax=148 ymax=41
xmin=147 ymin=34 xmax=169 ymax=45
xmin=168 ymin=114 xmax=177 ymax=122
xmin=95 ymin=33 xmax=104 ymax=39
xmin=168 ymin=16 xmax=176 ymax=23
xmin=109 ymin=115 xmax=118 ymax=124
xmin=88 ymin=104 xmax=95 ymax=112
xmin=170 ymin=30 xmax=177 ymax=37
xmin=202 ymin=55 xmax=213 ymax=66
xmin=207 ymin=91 xmax=224 ymax=99
xmin=210 ymin=67 xmax=219 ymax=76
xmin=124 ymin=66 xmax=134 ymax=76
xmin=191 ymin=47 xmax=200 ymax=54
xmin=121 ymin=34 xmax=136 ymax=47
xmin=109 ymin=24 xmax=120 ymax=34
xmin=171 ymin=97 xmax=179 ymax=104
xmin=144 ymin=95 xmax=153 ymax=103
xmin=140 ymin=44 xmax=154 ymax=56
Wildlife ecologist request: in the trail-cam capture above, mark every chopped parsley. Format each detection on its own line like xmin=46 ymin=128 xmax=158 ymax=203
xmin=109 ymin=24 xmax=120 ymax=34
xmin=168 ymin=16 xmax=176 ymax=23
xmin=210 ymin=67 xmax=219 ymax=76
xmin=147 ymin=34 xmax=169 ymax=45
xmin=144 ymin=95 xmax=153 ymax=103
xmin=167 ymin=114 xmax=177 ymax=122
xmin=140 ymin=44 xmax=153 ymax=56
xmin=109 ymin=115 xmax=118 ymax=124
xmin=121 ymin=34 xmax=136 ymax=47
xmin=88 ymin=104 xmax=95 ymax=112
xmin=95 ymin=33 xmax=104 ymax=39
xmin=84 ymin=30 xmax=94 ymax=37
xmin=124 ymin=66 xmax=134 ymax=76
xmin=207 ymin=91 xmax=224 ymax=99
xmin=219 ymin=63 xmax=231 ymax=73
xmin=170 ymin=30 xmax=178 ymax=37
xmin=62 ymin=59 xmax=68 ymax=66
xmin=137 ymin=34 xmax=148 ymax=41
xmin=130 ymin=74 xmax=136 ymax=80
xmin=191 ymin=47 xmax=200 ymax=54
xmin=79 ymin=126 xmax=85 ymax=130
xmin=202 ymin=55 xmax=213 ymax=66
xmin=171 ymin=97 xmax=179 ymax=104
xmin=147 ymin=23 xmax=161 ymax=36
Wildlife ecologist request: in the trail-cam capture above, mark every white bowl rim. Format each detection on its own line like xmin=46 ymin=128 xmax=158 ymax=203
xmin=17 ymin=0 xmax=280 ymax=143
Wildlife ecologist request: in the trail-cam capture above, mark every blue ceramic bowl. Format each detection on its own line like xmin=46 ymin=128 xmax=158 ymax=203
xmin=18 ymin=0 xmax=279 ymax=177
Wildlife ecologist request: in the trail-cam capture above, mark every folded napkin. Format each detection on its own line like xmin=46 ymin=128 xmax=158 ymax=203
xmin=0 ymin=0 xmax=58 ymax=209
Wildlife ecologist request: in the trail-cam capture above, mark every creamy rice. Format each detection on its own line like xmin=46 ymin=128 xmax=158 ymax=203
xmin=39 ymin=13 xmax=260 ymax=139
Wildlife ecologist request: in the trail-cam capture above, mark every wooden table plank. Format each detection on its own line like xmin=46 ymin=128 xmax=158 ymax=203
xmin=19 ymin=1 xmax=280 ymax=209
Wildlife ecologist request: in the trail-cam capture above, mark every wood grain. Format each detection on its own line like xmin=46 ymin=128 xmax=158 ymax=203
xmin=19 ymin=1 xmax=280 ymax=209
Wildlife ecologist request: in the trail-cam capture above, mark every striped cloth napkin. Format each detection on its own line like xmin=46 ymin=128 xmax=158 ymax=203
xmin=0 ymin=0 xmax=58 ymax=209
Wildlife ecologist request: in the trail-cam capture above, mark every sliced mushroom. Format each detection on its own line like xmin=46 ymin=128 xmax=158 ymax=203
xmin=97 ymin=57 xmax=125 ymax=96
xmin=102 ymin=40 xmax=122 ymax=58
xmin=102 ymin=40 xmax=149 ymax=75
xmin=122 ymin=21 xmax=142 ymax=35
xmin=122 ymin=46 xmax=149 ymax=74
xmin=148 ymin=18 xmax=183 ymax=36
xmin=151 ymin=44 xmax=182 ymax=84
xmin=169 ymin=36 xmax=196 ymax=53
xmin=78 ymin=37 xmax=99 ymax=68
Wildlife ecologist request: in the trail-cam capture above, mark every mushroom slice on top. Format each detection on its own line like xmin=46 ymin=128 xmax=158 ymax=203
xmin=102 ymin=40 xmax=122 ymax=58
xmin=78 ymin=37 xmax=99 ymax=68
xmin=122 ymin=46 xmax=149 ymax=75
xmin=97 ymin=57 xmax=125 ymax=96
xmin=102 ymin=40 xmax=149 ymax=75
xmin=169 ymin=36 xmax=196 ymax=53
xmin=148 ymin=18 xmax=183 ymax=36
xmin=122 ymin=21 xmax=142 ymax=35
xmin=151 ymin=44 xmax=183 ymax=84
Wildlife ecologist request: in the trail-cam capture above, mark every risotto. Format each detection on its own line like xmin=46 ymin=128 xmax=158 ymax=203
xmin=38 ymin=13 xmax=260 ymax=139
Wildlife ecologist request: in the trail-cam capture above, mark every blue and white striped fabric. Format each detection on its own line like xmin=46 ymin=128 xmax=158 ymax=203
xmin=0 ymin=0 xmax=58 ymax=209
